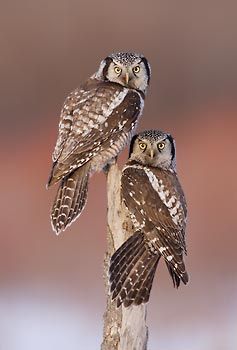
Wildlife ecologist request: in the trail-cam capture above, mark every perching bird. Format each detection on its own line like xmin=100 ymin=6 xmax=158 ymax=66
xmin=109 ymin=130 xmax=188 ymax=307
xmin=47 ymin=52 xmax=151 ymax=234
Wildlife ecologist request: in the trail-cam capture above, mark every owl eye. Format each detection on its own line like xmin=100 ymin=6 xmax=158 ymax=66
xmin=158 ymin=142 xmax=165 ymax=150
xmin=133 ymin=66 xmax=140 ymax=74
xmin=114 ymin=66 xmax=122 ymax=75
xmin=139 ymin=142 xmax=147 ymax=150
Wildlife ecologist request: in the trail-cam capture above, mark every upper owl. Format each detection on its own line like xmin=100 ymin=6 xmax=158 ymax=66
xmin=47 ymin=52 xmax=151 ymax=234
xmin=93 ymin=52 xmax=151 ymax=93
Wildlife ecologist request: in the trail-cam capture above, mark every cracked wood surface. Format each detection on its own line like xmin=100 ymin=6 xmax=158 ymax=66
xmin=101 ymin=162 xmax=148 ymax=350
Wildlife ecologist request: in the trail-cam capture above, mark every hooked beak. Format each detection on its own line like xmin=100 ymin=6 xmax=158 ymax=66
xmin=149 ymin=149 xmax=154 ymax=159
xmin=124 ymin=72 xmax=130 ymax=85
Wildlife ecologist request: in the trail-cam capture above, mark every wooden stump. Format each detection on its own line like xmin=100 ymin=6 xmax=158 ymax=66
xmin=101 ymin=162 xmax=148 ymax=350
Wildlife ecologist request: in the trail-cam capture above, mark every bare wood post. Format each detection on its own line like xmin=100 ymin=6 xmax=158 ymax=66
xmin=101 ymin=162 xmax=148 ymax=350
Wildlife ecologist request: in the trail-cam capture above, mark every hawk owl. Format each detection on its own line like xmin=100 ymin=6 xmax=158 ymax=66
xmin=47 ymin=52 xmax=151 ymax=234
xmin=109 ymin=130 xmax=188 ymax=307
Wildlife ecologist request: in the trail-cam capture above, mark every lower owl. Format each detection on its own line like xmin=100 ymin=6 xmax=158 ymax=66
xmin=109 ymin=130 xmax=189 ymax=307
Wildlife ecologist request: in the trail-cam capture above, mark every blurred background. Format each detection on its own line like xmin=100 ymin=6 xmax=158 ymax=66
xmin=1 ymin=0 xmax=237 ymax=349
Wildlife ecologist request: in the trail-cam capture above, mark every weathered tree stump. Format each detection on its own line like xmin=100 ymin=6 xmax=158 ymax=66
xmin=101 ymin=162 xmax=148 ymax=350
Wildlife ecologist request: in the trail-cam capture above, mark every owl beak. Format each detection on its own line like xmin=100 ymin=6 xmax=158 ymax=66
xmin=149 ymin=149 xmax=154 ymax=159
xmin=124 ymin=72 xmax=130 ymax=85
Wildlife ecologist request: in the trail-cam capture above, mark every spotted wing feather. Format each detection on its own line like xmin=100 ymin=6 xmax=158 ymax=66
xmin=110 ymin=232 xmax=160 ymax=307
xmin=51 ymin=162 xmax=90 ymax=234
xmin=121 ymin=164 xmax=188 ymax=286
xmin=48 ymin=81 xmax=142 ymax=186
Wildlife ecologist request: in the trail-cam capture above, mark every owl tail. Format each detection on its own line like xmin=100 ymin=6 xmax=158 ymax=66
xmin=166 ymin=262 xmax=182 ymax=288
xmin=109 ymin=231 xmax=161 ymax=307
xmin=50 ymin=164 xmax=90 ymax=234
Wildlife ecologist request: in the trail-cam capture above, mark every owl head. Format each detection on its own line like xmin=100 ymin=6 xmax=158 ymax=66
xmin=93 ymin=52 xmax=151 ymax=93
xmin=129 ymin=130 xmax=176 ymax=170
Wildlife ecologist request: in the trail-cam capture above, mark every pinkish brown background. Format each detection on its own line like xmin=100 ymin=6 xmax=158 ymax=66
xmin=1 ymin=0 xmax=237 ymax=349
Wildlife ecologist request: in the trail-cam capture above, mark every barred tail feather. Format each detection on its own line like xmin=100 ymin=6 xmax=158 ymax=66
xmin=51 ymin=164 xmax=90 ymax=234
xmin=123 ymin=251 xmax=160 ymax=307
xmin=110 ymin=232 xmax=145 ymax=297
xmin=165 ymin=260 xmax=189 ymax=287
xmin=109 ymin=232 xmax=160 ymax=307
xmin=165 ymin=262 xmax=181 ymax=288
xmin=152 ymin=231 xmax=189 ymax=286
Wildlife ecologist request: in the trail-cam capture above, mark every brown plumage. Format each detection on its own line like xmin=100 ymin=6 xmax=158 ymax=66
xmin=47 ymin=53 xmax=151 ymax=234
xmin=50 ymin=163 xmax=90 ymax=233
xmin=110 ymin=231 xmax=160 ymax=307
xmin=110 ymin=130 xmax=188 ymax=307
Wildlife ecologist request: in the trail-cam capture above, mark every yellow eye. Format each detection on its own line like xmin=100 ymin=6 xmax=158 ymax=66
xmin=114 ymin=66 xmax=122 ymax=75
xmin=139 ymin=142 xmax=147 ymax=150
xmin=158 ymin=142 xmax=165 ymax=150
xmin=133 ymin=65 xmax=140 ymax=74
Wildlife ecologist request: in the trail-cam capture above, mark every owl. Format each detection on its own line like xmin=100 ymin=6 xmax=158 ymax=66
xmin=109 ymin=130 xmax=188 ymax=307
xmin=47 ymin=52 xmax=151 ymax=234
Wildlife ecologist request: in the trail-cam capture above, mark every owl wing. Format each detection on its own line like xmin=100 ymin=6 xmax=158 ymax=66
xmin=121 ymin=165 xmax=188 ymax=283
xmin=48 ymin=81 xmax=142 ymax=186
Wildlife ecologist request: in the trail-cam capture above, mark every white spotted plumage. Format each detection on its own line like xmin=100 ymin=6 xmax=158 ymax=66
xmin=47 ymin=52 xmax=151 ymax=234
xmin=123 ymin=163 xmax=184 ymax=226
xmin=109 ymin=130 xmax=188 ymax=307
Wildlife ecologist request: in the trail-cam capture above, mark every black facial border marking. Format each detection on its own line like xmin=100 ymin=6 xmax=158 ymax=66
xmin=129 ymin=134 xmax=138 ymax=157
xmin=141 ymin=57 xmax=151 ymax=85
xmin=166 ymin=134 xmax=176 ymax=161
xmin=102 ymin=57 xmax=113 ymax=81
